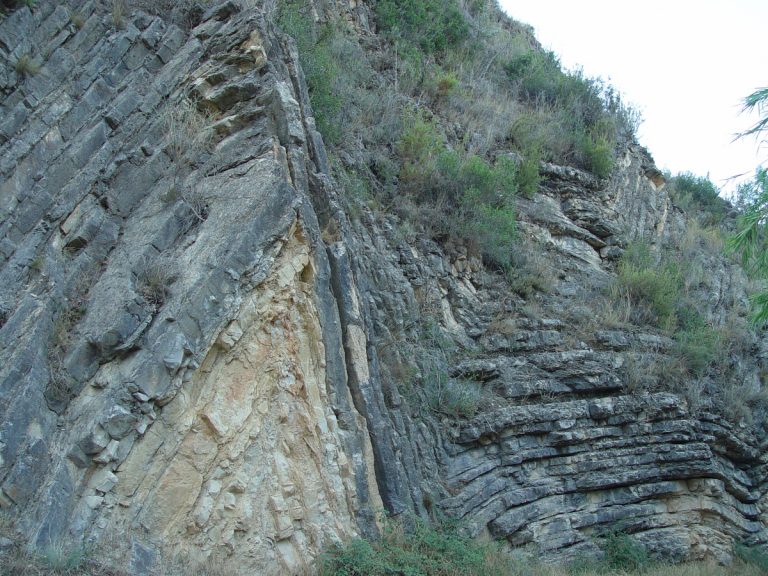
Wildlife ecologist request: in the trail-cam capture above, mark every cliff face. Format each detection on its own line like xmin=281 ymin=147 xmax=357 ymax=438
xmin=0 ymin=3 xmax=382 ymax=572
xmin=0 ymin=1 xmax=766 ymax=573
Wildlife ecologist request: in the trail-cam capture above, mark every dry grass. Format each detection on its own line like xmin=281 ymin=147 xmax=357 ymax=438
xmin=0 ymin=543 xmax=127 ymax=576
xmin=681 ymin=219 xmax=724 ymax=255
xmin=1 ymin=547 xmax=761 ymax=576
xmin=506 ymin=244 xmax=557 ymax=297
xmin=526 ymin=560 xmax=765 ymax=576
xmin=162 ymin=98 xmax=213 ymax=166
xmin=155 ymin=553 xmax=248 ymax=576
xmin=436 ymin=11 xmax=530 ymax=155
xmin=14 ymin=53 xmax=40 ymax=78
xmin=111 ymin=0 xmax=126 ymax=29
xmin=134 ymin=255 xmax=178 ymax=307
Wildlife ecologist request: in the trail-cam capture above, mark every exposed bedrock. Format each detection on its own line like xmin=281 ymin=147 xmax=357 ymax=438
xmin=0 ymin=0 xmax=765 ymax=573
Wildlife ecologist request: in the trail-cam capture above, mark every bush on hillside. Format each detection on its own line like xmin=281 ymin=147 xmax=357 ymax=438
xmin=613 ymin=242 xmax=681 ymax=331
xmin=669 ymin=172 xmax=728 ymax=224
xmin=610 ymin=242 xmax=726 ymax=381
xmin=374 ymin=0 xmax=469 ymax=55
xmin=597 ymin=530 xmax=650 ymax=572
xmin=504 ymin=49 xmax=642 ymax=177
xmin=277 ymin=3 xmax=343 ymax=143
xmin=397 ymin=112 xmax=519 ymax=267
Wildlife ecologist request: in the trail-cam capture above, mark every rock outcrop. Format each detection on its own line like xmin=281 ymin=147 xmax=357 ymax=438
xmin=0 ymin=0 xmax=765 ymax=573
xmin=0 ymin=2 xmax=381 ymax=572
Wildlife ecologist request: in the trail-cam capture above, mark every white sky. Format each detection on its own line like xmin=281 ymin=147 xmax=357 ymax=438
xmin=497 ymin=0 xmax=768 ymax=196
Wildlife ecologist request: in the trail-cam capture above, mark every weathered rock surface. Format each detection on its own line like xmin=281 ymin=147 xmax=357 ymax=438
xmin=0 ymin=0 xmax=765 ymax=573
xmin=0 ymin=2 xmax=381 ymax=572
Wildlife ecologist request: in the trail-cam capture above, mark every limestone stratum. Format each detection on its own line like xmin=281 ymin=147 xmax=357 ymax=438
xmin=0 ymin=1 xmax=766 ymax=575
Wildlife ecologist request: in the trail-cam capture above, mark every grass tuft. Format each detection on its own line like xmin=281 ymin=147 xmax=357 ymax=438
xmin=14 ymin=52 xmax=40 ymax=78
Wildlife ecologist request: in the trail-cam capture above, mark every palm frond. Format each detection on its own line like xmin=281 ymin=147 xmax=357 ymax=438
xmin=739 ymin=87 xmax=768 ymax=139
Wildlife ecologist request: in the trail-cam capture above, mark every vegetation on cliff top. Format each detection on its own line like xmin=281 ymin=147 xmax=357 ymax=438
xmin=275 ymin=0 xmax=768 ymax=427
xmin=277 ymin=0 xmax=638 ymax=271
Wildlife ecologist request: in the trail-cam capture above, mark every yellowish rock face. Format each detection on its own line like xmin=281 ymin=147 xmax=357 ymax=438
xmin=107 ymin=223 xmax=378 ymax=573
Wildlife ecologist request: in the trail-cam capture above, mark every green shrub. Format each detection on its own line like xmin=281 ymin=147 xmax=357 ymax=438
xmin=516 ymin=148 xmax=541 ymax=198
xmin=494 ymin=156 xmax=519 ymax=196
xmin=426 ymin=374 xmax=482 ymax=418
xmin=507 ymin=50 xmax=563 ymax=103
xmin=673 ymin=307 xmax=721 ymax=376
xmin=614 ymin=243 xmax=681 ymax=331
xmin=277 ymin=2 xmax=345 ymax=143
xmin=510 ymin=108 xmax=572 ymax=164
xmin=669 ymin=172 xmax=727 ymax=224
xmin=458 ymin=154 xmax=496 ymax=198
xmin=395 ymin=112 xmax=519 ymax=266
xmin=732 ymin=167 xmax=768 ymax=213
xmin=610 ymin=243 xmax=725 ymax=380
xmin=320 ymin=517 xmax=514 ymax=576
xmin=578 ymin=122 xmax=615 ymax=179
xmin=429 ymin=69 xmax=459 ymax=100
xmin=452 ymin=154 xmax=518 ymax=267
xmin=461 ymin=196 xmax=516 ymax=269
xmin=503 ymin=51 xmax=535 ymax=79
xmin=398 ymin=110 xmax=445 ymax=192
xmin=508 ymin=51 xmax=606 ymax=127
xmin=597 ymin=530 xmax=650 ymax=572
xmin=505 ymin=48 xmax=637 ymax=177
xmin=398 ymin=116 xmax=518 ymax=205
xmin=374 ymin=0 xmax=469 ymax=55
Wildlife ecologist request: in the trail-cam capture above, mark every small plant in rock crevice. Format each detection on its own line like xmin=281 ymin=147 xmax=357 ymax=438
xmin=161 ymin=97 xmax=213 ymax=225
xmin=386 ymin=306 xmax=484 ymax=420
xmin=161 ymin=184 xmax=210 ymax=229
xmin=45 ymin=294 xmax=88 ymax=412
xmin=135 ymin=256 xmax=178 ymax=307
xmin=111 ymin=0 xmax=126 ymax=29
xmin=14 ymin=52 xmax=40 ymax=78
xmin=70 ymin=10 xmax=86 ymax=29
xmin=162 ymin=97 xmax=213 ymax=167
xmin=44 ymin=265 xmax=97 ymax=413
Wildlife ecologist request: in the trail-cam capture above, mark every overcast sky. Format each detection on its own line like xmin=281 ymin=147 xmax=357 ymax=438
xmin=497 ymin=0 xmax=768 ymax=196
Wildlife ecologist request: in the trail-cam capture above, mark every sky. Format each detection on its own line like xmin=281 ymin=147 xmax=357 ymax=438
xmin=497 ymin=0 xmax=768 ymax=196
